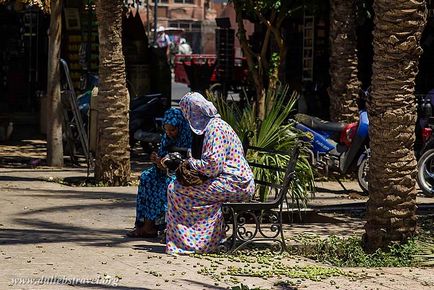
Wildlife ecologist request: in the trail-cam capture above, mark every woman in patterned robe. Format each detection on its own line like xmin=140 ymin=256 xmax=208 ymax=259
xmin=127 ymin=108 xmax=192 ymax=238
xmin=166 ymin=92 xmax=255 ymax=254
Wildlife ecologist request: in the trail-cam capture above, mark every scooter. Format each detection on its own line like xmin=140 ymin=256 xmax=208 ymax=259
xmin=77 ymin=88 xmax=166 ymax=153
xmin=129 ymin=93 xmax=166 ymax=152
xmin=293 ymin=97 xmax=370 ymax=193
xmin=416 ymin=89 xmax=434 ymax=196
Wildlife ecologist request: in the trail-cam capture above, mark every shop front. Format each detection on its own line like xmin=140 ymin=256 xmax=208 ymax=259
xmin=0 ymin=2 xmax=49 ymax=138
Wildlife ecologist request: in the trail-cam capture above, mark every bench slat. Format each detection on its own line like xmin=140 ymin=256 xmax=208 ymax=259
xmin=247 ymin=145 xmax=292 ymax=155
xmin=254 ymin=179 xmax=283 ymax=189
xmin=248 ymin=162 xmax=286 ymax=172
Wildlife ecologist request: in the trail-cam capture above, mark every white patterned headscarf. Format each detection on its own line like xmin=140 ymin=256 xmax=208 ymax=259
xmin=179 ymin=92 xmax=220 ymax=135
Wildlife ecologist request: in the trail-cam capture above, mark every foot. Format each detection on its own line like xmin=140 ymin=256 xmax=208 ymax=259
xmin=157 ymin=230 xmax=166 ymax=244
xmin=126 ymin=226 xmax=158 ymax=238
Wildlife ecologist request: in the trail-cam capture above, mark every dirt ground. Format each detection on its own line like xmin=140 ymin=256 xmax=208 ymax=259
xmin=1 ymin=138 xmax=434 ymax=290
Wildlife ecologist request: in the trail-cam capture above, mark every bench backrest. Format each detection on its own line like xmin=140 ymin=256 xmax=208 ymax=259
xmin=244 ymin=144 xmax=300 ymax=206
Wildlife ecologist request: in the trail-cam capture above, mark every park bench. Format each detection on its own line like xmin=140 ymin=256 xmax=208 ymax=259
xmin=221 ymin=143 xmax=301 ymax=254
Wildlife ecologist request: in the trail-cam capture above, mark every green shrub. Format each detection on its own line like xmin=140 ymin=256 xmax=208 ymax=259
xmin=289 ymin=233 xmax=432 ymax=267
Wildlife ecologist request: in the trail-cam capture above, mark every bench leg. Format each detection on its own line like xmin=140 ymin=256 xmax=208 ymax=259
xmin=222 ymin=207 xmax=288 ymax=254
xmin=220 ymin=206 xmax=237 ymax=253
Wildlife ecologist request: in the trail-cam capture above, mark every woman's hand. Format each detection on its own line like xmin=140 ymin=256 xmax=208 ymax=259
xmin=156 ymin=160 xmax=166 ymax=170
xmin=150 ymin=152 xmax=165 ymax=170
xmin=150 ymin=152 xmax=166 ymax=170
xmin=160 ymin=156 xmax=170 ymax=170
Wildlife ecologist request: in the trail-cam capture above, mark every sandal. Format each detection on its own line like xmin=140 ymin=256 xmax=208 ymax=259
xmin=126 ymin=228 xmax=158 ymax=238
xmin=158 ymin=231 xmax=166 ymax=244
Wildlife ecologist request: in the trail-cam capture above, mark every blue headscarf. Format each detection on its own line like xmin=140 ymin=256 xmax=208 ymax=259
xmin=158 ymin=108 xmax=192 ymax=156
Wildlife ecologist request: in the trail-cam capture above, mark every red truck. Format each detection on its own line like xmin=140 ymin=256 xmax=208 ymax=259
xmin=173 ymin=54 xmax=249 ymax=93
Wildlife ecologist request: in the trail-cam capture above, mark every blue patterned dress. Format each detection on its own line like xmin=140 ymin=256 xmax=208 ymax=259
xmin=135 ymin=108 xmax=192 ymax=227
xmin=166 ymin=93 xmax=254 ymax=254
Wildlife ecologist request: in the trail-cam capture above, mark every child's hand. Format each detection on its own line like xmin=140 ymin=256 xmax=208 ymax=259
xmin=151 ymin=152 xmax=164 ymax=170
xmin=150 ymin=151 xmax=159 ymax=164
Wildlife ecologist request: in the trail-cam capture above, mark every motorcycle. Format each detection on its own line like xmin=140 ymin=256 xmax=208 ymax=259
xmin=129 ymin=93 xmax=166 ymax=152
xmin=60 ymin=59 xmax=166 ymax=162
xmin=77 ymin=87 xmax=166 ymax=154
xmin=416 ymin=89 xmax=434 ymax=197
xmin=293 ymin=97 xmax=370 ymax=193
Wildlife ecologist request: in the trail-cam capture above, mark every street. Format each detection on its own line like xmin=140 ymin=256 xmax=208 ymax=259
xmin=1 ymin=166 xmax=434 ymax=289
xmin=171 ymin=81 xmax=190 ymax=105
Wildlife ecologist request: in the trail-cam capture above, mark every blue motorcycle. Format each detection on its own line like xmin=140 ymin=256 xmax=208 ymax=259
xmin=294 ymin=106 xmax=370 ymax=193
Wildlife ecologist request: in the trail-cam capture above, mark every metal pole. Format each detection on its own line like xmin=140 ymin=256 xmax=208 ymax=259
xmin=35 ymin=11 xmax=40 ymax=86
xmin=153 ymin=0 xmax=158 ymax=43
xmin=146 ymin=0 xmax=150 ymax=37
xmin=28 ymin=9 xmax=33 ymax=107
xmin=87 ymin=0 xmax=92 ymax=72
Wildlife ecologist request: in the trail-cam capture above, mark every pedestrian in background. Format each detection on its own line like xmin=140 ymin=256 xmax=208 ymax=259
xmin=156 ymin=26 xmax=171 ymax=60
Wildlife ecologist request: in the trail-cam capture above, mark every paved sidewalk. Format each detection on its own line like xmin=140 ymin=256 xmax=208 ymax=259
xmin=1 ymin=167 xmax=434 ymax=290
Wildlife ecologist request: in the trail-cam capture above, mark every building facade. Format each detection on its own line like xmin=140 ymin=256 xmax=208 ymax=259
xmin=132 ymin=0 xmax=254 ymax=54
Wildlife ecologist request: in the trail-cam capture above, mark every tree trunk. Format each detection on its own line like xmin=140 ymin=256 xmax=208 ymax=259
xmin=328 ymin=0 xmax=360 ymax=123
xmin=232 ymin=0 xmax=288 ymax=121
xmin=94 ymin=0 xmax=131 ymax=186
xmin=233 ymin=0 xmax=265 ymax=121
xmin=46 ymin=0 xmax=63 ymax=167
xmin=364 ymin=0 xmax=426 ymax=252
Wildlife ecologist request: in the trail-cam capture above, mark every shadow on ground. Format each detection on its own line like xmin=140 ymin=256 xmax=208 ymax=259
xmin=0 ymin=175 xmax=48 ymax=182
xmin=0 ymin=221 xmax=164 ymax=251
xmin=0 ymin=137 xmax=151 ymax=174
xmin=0 ymin=184 xmax=164 ymax=251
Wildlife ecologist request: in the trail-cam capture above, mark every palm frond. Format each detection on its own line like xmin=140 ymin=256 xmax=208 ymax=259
xmin=207 ymin=85 xmax=315 ymax=209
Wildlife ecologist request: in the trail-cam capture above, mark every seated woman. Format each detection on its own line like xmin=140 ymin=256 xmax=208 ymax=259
xmin=166 ymin=92 xmax=255 ymax=254
xmin=127 ymin=108 xmax=192 ymax=238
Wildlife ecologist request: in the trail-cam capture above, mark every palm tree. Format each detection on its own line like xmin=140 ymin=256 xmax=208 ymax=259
xmin=328 ymin=0 xmax=360 ymax=123
xmin=94 ymin=0 xmax=131 ymax=185
xmin=364 ymin=0 xmax=426 ymax=252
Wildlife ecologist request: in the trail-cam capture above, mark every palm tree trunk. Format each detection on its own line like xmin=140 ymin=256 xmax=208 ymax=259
xmin=364 ymin=0 xmax=426 ymax=252
xmin=328 ymin=0 xmax=360 ymax=123
xmin=46 ymin=0 xmax=63 ymax=167
xmin=94 ymin=0 xmax=131 ymax=186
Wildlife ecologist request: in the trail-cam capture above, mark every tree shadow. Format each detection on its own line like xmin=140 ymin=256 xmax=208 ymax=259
xmin=0 ymin=183 xmax=167 ymax=252
xmin=0 ymin=156 xmax=44 ymax=167
xmin=0 ymin=175 xmax=48 ymax=182
xmin=1 ymin=168 xmax=89 ymax=174
xmin=314 ymin=185 xmax=363 ymax=195
xmin=0 ymin=136 xmax=151 ymax=174
xmin=0 ymin=219 xmax=126 ymax=247
xmin=0 ymin=218 xmax=166 ymax=251
xmin=17 ymin=186 xmax=135 ymax=203
xmin=291 ymin=212 xmax=350 ymax=223
xmin=309 ymin=202 xmax=367 ymax=212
